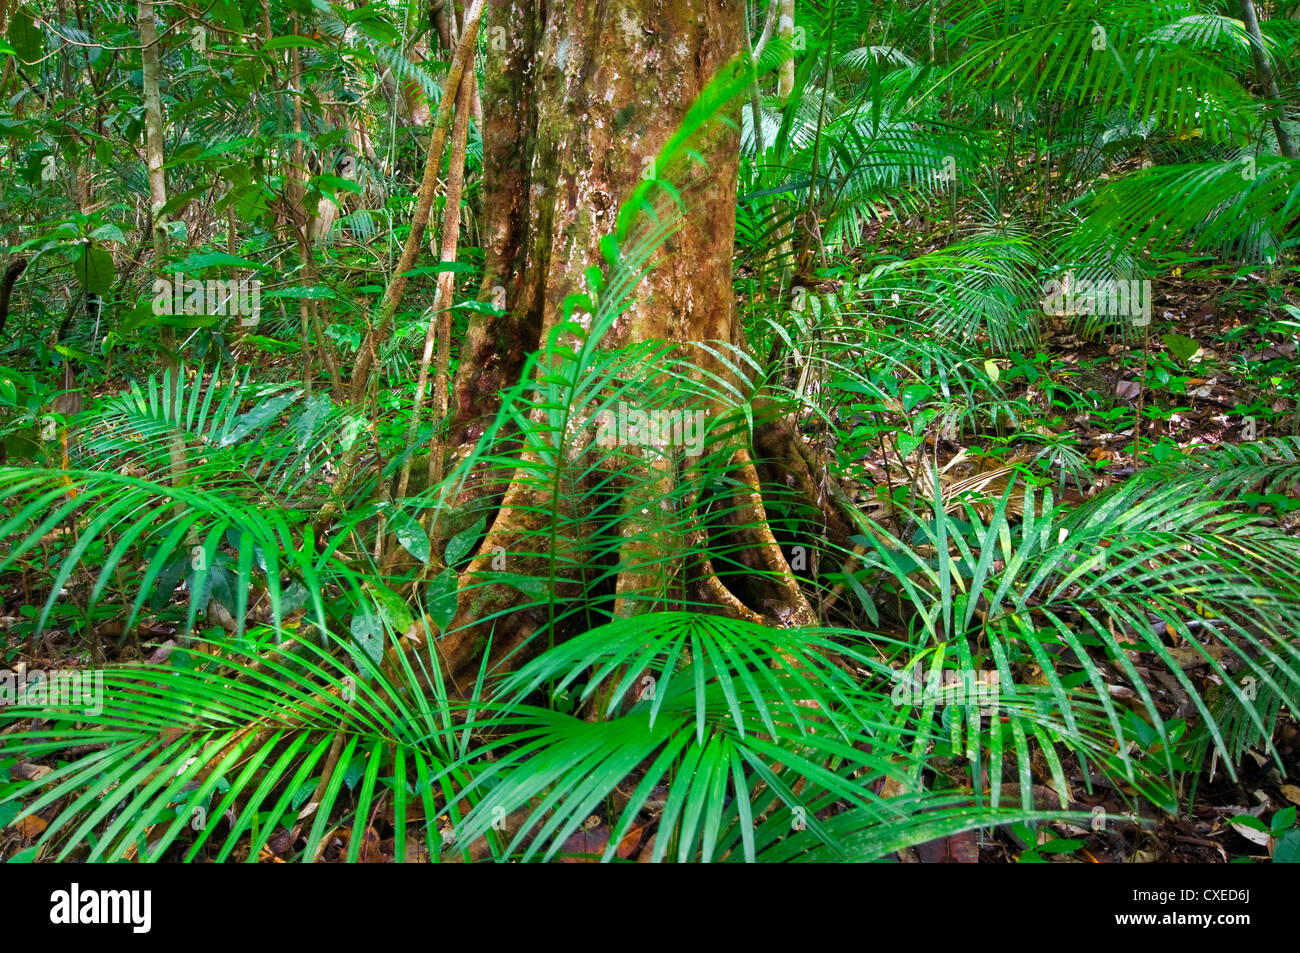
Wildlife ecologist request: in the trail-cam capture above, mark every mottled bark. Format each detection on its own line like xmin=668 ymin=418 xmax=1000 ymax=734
xmin=447 ymin=0 xmax=539 ymax=445
xmin=434 ymin=0 xmax=828 ymax=689
xmin=138 ymin=2 xmax=189 ymax=498
xmin=451 ymin=0 xmax=745 ymax=444
xmin=1239 ymin=0 xmax=1299 ymax=159
xmin=776 ymin=0 xmax=794 ymax=101
xmin=139 ymin=3 xmax=167 ymax=236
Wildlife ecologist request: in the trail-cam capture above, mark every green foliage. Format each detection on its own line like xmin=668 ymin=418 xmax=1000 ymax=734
xmin=2 ymin=0 xmax=1298 ymax=864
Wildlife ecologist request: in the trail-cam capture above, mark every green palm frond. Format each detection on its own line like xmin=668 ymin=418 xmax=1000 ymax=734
xmin=0 ymin=624 xmax=476 ymax=863
xmin=441 ymin=612 xmax=1092 ymax=862
xmin=942 ymin=0 xmax=1259 ymax=144
xmin=79 ymin=365 xmax=357 ymax=500
xmin=863 ymin=231 xmax=1047 ymax=350
xmin=0 ymin=464 xmax=322 ymax=639
xmin=1071 ymin=156 xmax=1300 ymax=264
xmin=842 ymin=469 xmax=1300 ymax=798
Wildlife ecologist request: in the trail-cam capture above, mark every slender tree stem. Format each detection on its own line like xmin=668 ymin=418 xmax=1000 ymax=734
xmin=1239 ymin=0 xmax=1299 ymax=160
xmin=347 ymin=0 xmax=484 ymax=406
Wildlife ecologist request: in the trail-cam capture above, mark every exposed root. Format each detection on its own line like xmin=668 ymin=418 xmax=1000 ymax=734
xmin=753 ymin=406 xmax=854 ymax=552
xmin=728 ymin=448 xmax=817 ymax=627
xmin=423 ymin=441 xmax=828 ymax=698
xmin=688 ymin=523 xmax=766 ymax=624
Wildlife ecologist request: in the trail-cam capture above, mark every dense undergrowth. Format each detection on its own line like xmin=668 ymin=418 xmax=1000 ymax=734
xmin=1 ymin=0 xmax=1298 ymax=862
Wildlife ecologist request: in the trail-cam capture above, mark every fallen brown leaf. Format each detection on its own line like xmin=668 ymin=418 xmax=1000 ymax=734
xmin=616 ymin=824 xmax=646 ymax=860
xmin=557 ymin=826 xmax=609 ymax=862
xmin=11 ymin=814 xmax=47 ymax=839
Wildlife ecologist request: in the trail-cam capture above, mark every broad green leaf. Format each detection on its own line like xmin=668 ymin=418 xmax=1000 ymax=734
xmin=444 ymin=517 xmax=485 ymax=567
xmin=74 ymin=244 xmax=114 ymax=295
xmin=1162 ymin=333 xmax=1200 ymax=363
xmin=426 ymin=569 xmax=459 ymax=632
xmin=261 ymin=35 xmax=327 ymax=51
xmin=389 ymin=508 xmax=430 ymax=565
xmin=7 ymin=8 xmax=41 ymax=62
xmin=1275 ymin=830 xmax=1300 ymax=864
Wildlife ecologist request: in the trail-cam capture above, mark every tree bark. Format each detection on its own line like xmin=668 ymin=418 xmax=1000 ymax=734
xmin=1238 ymin=0 xmax=1299 ymax=160
xmin=776 ymin=0 xmax=795 ymax=101
xmin=451 ymin=0 xmax=745 ymax=443
xmin=432 ymin=0 xmax=824 ymax=691
xmin=138 ymin=1 xmax=190 ymax=504
xmin=138 ymin=0 xmax=173 ymax=361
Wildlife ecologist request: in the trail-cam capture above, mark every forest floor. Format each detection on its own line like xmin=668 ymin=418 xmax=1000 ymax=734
xmin=2 ymin=269 xmax=1297 ymax=862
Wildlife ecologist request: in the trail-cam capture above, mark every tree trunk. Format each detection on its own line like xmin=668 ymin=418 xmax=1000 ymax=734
xmin=776 ymin=0 xmax=795 ymax=101
xmin=431 ymin=0 xmax=833 ymax=692
xmin=138 ymin=0 xmax=173 ymax=360
xmin=452 ymin=0 xmax=744 ymax=441
xmin=138 ymin=1 xmax=190 ymax=503
xmin=1238 ymin=0 xmax=1299 ymax=160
